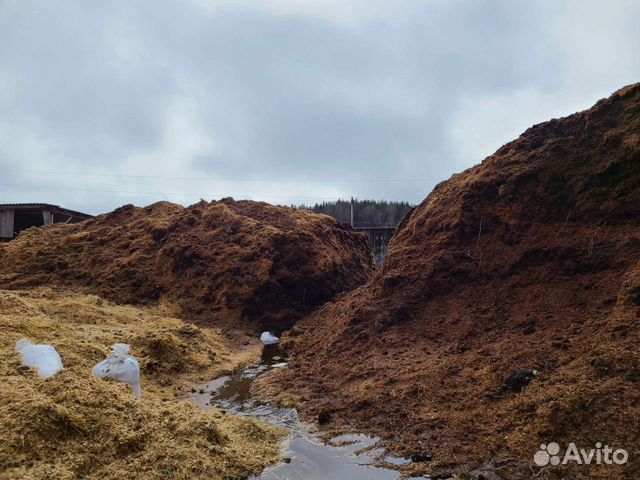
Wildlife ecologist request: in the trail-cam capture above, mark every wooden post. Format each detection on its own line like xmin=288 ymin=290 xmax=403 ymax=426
xmin=42 ymin=210 xmax=53 ymax=226
xmin=0 ymin=210 xmax=14 ymax=238
xmin=350 ymin=197 xmax=354 ymax=227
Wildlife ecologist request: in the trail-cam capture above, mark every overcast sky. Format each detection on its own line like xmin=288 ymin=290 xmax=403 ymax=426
xmin=1 ymin=0 xmax=639 ymax=214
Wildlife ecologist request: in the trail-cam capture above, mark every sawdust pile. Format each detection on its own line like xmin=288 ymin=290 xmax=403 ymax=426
xmin=259 ymin=84 xmax=640 ymax=479
xmin=0 ymin=289 xmax=282 ymax=479
xmin=0 ymin=199 xmax=374 ymax=330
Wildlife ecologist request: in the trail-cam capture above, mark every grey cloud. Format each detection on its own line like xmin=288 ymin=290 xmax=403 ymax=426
xmin=0 ymin=0 xmax=639 ymax=214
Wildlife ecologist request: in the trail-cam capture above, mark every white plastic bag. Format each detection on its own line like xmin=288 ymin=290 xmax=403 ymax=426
xmin=15 ymin=338 xmax=63 ymax=379
xmin=260 ymin=331 xmax=279 ymax=345
xmin=92 ymin=343 xmax=141 ymax=398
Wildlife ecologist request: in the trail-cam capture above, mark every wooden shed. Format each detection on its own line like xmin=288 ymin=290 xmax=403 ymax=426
xmin=0 ymin=203 xmax=93 ymax=240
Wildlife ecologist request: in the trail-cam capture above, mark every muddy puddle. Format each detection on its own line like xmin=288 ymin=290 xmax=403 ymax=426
xmin=188 ymin=344 xmax=431 ymax=480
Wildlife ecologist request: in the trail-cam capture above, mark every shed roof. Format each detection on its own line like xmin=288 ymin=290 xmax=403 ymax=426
xmin=0 ymin=203 xmax=93 ymax=219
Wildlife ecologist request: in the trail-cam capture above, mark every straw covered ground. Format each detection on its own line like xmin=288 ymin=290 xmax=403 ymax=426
xmin=0 ymin=288 xmax=283 ymax=479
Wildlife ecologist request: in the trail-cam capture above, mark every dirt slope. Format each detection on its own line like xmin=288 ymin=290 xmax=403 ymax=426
xmin=259 ymin=84 xmax=640 ymax=479
xmin=0 ymin=199 xmax=374 ymax=331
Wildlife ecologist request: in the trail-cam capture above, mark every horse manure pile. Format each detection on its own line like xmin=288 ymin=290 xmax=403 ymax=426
xmin=260 ymin=84 xmax=640 ymax=479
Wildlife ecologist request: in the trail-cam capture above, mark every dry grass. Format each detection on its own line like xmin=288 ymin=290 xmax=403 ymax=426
xmin=0 ymin=288 xmax=283 ymax=479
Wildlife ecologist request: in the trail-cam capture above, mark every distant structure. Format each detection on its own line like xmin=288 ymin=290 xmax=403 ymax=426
xmin=299 ymin=197 xmax=412 ymax=265
xmin=353 ymin=225 xmax=396 ymax=266
xmin=0 ymin=203 xmax=93 ymax=241
xmin=349 ymin=197 xmax=396 ymax=266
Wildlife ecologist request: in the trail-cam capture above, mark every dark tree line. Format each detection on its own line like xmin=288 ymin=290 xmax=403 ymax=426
xmin=297 ymin=199 xmax=414 ymax=227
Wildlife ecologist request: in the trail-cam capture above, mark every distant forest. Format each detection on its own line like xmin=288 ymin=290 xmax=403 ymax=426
xmin=298 ymin=199 xmax=414 ymax=227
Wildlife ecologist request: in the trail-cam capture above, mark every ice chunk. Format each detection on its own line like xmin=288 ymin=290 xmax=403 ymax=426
xmin=260 ymin=331 xmax=279 ymax=345
xmin=92 ymin=343 xmax=142 ymax=398
xmin=15 ymin=338 xmax=63 ymax=379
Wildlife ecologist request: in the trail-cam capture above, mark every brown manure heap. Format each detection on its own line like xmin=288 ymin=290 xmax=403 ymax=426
xmin=259 ymin=84 xmax=640 ymax=479
xmin=0 ymin=198 xmax=375 ymax=331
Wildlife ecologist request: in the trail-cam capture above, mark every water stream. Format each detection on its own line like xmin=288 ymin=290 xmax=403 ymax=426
xmin=187 ymin=344 xmax=428 ymax=480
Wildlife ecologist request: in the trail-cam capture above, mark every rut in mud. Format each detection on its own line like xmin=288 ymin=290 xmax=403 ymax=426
xmin=189 ymin=344 xmax=431 ymax=480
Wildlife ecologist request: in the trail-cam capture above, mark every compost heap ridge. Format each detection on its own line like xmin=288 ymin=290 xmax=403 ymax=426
xmin=0 ymin=198 xmax=375 ymax=330
xmin=259 ymin=84 xmax=640 ymax=479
